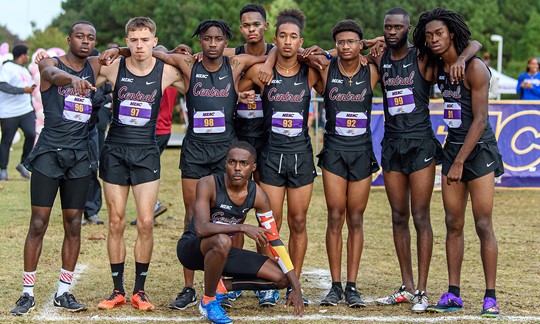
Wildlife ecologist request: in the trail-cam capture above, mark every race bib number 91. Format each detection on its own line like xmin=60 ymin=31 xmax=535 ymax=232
xmin=443 ymin=102 xmax=462 ymax=128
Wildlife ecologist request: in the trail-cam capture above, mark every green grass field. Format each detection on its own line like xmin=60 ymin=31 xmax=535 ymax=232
xmin=0 ymin=136 xmax=538 ymax=323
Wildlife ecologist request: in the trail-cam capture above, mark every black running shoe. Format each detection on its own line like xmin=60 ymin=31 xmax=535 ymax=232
xmin=320 ymin=286 xmax=342 ymax=306
xmin=10 ymin=293 xmax=35 ymax=315
xmin=345 ymin=287 xmax=366 ymax=308
xmin=169 ymin=287 xmax=198 ymax=310
xmin=53 ymin=292 xmax=87 ymax=312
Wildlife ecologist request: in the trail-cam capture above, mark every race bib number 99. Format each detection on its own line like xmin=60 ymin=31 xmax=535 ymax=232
xmin=386 ymin=88 xmax=416 ymax=116
xmin=63 ymin=95 xmax=92 ymax=123
xmin=118 ymin=100 xmax=152 ymax=126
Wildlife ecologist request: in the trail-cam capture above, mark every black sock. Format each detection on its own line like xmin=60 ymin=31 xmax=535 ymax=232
xmin=345 ymin=282 xmax=356 ymax=290
xmin=110 ymin=263 xmax=125 ymax=294
xmin=484 ymin=289 xmax=496 ymax=299
xmin=332 ymin=282 xmax=343 ymax=291
xmin=133 ymin=262 xmax=149 ymax=294
xmin=448 ymin=285 xmax=460 ymax=297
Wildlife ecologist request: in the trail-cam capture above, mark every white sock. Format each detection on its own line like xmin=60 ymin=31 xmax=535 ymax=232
xmin=56 ymin=268 xmax=74 ymax=297
xmin=23 ymin=271 xmax=36 ymax=297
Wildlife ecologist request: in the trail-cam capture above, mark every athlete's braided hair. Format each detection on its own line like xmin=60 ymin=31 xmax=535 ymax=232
xmin=228 ymin=141 xmax=257 ymax=162
xmin=240 ymin=3 xmax=267 ymax=21
xmin=413 ymin=7 xmax=471 ymax=66
xmin=275 ymin=8 xmax=306 ymax=36
xmin=192 ymin=19 xmax=233 ymax=40
xmin=332 ymin=19 xmax=363 ymax=42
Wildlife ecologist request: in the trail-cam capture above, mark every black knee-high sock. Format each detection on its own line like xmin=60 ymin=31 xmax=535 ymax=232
xmin=133 ymin=262 xmax=149 ymax=294
xmin=111 ymin=263 xmax=125 ymax=294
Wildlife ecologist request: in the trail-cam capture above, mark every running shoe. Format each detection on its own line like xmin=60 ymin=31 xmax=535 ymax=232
xmin=376 ymin=285 xmax=414 ymax=305
xmin=169 ymin=287 xmax=197 ymax=310
xmin=426 ymin=292 xmax=463 ymax=313
xmin=10 ymin=293 xmax=35 ymax=315
xmin=259 ymin=289 xmax=279 ymax=307
xmin=131 ymin=290 xmax=155 ymax=311
xmin=217 ymin=293 xmax=232 ymax=309
xmin=344 ymin=287 xmax=365 ymax=308
xmin=226 ymin=290 xmax=243 ymax=301
xmin=320 ymin=286 xmax=342 ymax=306
xmin=199 ymin=300 xmax=232 ymax=324
xmin=481 ymin=297 xmax=500 ymax=318
xmin=16 ymin=164 xmax=30 ymax=179
xmin=53 ymin=292 xmax=87 ymax=312
xmin=286 ymin=286 xmax=310 ymax=305
xmin=98 ymin=290 xmax=126 ymax=310
xmin=411 ymin=290 xmax=429 ymax=313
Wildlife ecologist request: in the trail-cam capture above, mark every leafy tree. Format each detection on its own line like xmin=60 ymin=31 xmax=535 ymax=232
xmin=26 ymin=26 xmax=67 ymax=54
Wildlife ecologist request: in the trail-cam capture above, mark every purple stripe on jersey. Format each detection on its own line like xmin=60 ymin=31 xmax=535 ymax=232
xmin=387 ymin=93 xmax=415 ymax=108
xmin=64 ymin=101 xmax=92 ymax=114
xmin=336 ymin=117 xmax=367 ymax=129
xmin=193 ymin=116 xmax=226 ymax=128
xmin=444 ymin=109 xmax=462 ymax=119
xmin=237 ymin=101 xmax=262 ymax=111
xmin=119 ymin=104 xmax=152 ymax=119
xmin=272 ymin=117 xmax=303 ymax=129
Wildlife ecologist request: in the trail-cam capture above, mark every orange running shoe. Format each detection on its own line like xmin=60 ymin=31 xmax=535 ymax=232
xmin=98 ymin=290 xmax=126 ymax=310
xmin=131 ymin=290 xmax=155 ymax=311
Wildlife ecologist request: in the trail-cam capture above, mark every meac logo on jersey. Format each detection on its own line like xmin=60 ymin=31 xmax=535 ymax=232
xmin=270 ymin=79 xmax=282 ymax=84
xmin=220 ymin=204 xmax=232 ymax=210
xmin=331 ymin=79 xmax=344 ymax=84
xmin=196 ymin=74 xmax=208 ymax=79
xmin=383 ymin=64 xmax=393 ymax=69
xmin=121 ymin=77 xmax=134 ymax=83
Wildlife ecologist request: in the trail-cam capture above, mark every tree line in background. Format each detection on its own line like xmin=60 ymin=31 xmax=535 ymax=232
xmin=2 ymin=0 xmax=539 ymax=78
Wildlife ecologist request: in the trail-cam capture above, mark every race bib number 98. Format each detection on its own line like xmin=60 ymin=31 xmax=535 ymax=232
xmin=193 ymin=110 xmax=226 ymax=133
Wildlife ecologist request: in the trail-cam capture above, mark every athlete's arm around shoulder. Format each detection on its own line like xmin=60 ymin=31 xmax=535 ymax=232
xmin=313 ymin=59 xmax=331 ymax=95
xmin=153 ymin=51 xmax=194 ymax=84
xmin=162 ymin=63 xmax=186 ymax=94
xmin=94 ymin=57 xmax=121 ymax=89
xmin=192 ymin=175 xmax=218 ymax=238
xmin=38 ymin=57 xmax=95 ymax=94
xmin=229 ymin=54 xmax=267 ymax=80
xmin=308 ymin=66 xmax=322 ymax=90
xmin=238 ymin=63 xmax=265 ymax=93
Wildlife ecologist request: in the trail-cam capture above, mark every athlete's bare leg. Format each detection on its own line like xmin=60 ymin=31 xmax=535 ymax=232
xmin=132 ymin=180 xmax=159 ymax=263
xmin=286 ymin=184 xmax=313 ymax=279
xmin=103 ymin=182 xmax=129 ymax=264
xmin=182 ymin=178 xmax=199 ymax=287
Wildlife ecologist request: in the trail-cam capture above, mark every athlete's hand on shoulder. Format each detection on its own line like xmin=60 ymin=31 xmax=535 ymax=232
xmin=242 ymin=224 xmax=270 ymax=247
xmin=286 ymin=287 xmax=305 ymax=317
xmin=238 ymin=90 xmax=255 ymax=104
xmin=171 ymin=44 xmax=192 ymax=55
xmin=446 ymin=161 xmax=464 ymax=184
xmin=71 ymin=77 xmax=96 ymax=96
xmin=98 ymin=48 xmax=121 ymax=66
xmin=369 ymin=40 xmax=386 ymax=57
xmin=258 ymin=64 xmax=273 ymax=85
xmin=193 ymin=52 xmax=203 ymax=62
xmin=449 ymin=58 xmax=466 ymax=84
xmin=301 ymin=45 xmax=324 ymax=58
xmin=34 ymin=51 xmax=50 ymax=64
xmin=306 ymin=54 xmax=330 ymax=70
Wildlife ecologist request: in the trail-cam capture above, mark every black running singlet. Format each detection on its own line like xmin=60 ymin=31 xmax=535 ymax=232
xmin=38 ymin=57 xmax=95 ymax=150
xmin=323 ymin=58 xmax=373 ymax=151
xmin=107 ymin=57 xmax=164 ymax=145
xmin=380 ymin=47 xmax=434 ymax=139
xmin=186 ymin=173 xmax=257 ymax=236
xmin=437 ymin=57 xmax=496 ymax=144
xmin=262 ymin=64 xmax=312 ymax=153
xmin=186 ymin=57 xmax=238 ymax=142
xmin=234 ymin=44 xmax=274 ymax=139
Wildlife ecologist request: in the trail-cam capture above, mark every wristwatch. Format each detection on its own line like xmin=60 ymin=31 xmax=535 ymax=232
xmin=324 ymin=51 xmax=332 ymax=59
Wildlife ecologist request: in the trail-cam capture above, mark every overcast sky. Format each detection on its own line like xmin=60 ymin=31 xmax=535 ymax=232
xmin=0 ymin=0 xmax=64 ymax=40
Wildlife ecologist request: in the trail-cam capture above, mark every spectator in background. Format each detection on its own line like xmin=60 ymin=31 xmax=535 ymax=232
xmin=130 ymin=45 xmax=175 ymax=225
xmin=516 ymin=57 xmax=540 ymax=100
xmin=0 ymin=44 xmax=36 ymax=181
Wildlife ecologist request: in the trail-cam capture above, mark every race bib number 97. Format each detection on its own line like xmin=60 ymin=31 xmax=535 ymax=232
xmin=118 ymin=100 xmax=152 ymax=126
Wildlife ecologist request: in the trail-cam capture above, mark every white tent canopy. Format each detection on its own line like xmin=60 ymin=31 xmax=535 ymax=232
xmin=489 ymin=67 xmax=518 ymax=95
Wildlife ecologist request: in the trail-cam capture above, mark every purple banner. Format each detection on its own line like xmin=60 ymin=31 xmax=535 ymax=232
xmin=368 ymin=100 xmax=540 ymax=189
